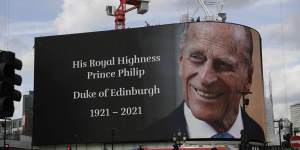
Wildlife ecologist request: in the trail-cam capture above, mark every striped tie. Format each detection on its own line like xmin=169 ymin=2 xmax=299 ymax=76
xmin=211 ymin=132 xmax=234 ymax=138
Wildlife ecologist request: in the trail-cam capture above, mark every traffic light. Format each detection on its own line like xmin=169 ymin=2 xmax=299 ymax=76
xmin=4 ymin=144 xmax=9 ymax=148
xmin=67 ymin=144 xmax=71 ymax=150
xmin=0 ymin=50 xmax=22 ymax=118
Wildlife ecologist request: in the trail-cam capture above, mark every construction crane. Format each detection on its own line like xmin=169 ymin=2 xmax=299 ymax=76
xmin=197 ymin=0 xmax=226 ymax=22
xmin=106 ymin=0 xmax=150 ymax=30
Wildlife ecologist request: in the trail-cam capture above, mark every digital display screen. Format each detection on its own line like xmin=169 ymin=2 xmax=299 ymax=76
xmin=33 ymin=22 xmax=265 ymax=145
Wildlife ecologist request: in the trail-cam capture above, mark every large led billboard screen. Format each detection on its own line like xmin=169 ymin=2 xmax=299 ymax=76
xmin=33 ymin=22 xmax=266 ymax=145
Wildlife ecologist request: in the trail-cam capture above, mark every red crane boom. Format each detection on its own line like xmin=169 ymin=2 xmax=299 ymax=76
xmin=107 ymin=0 xmax=150 ymax=30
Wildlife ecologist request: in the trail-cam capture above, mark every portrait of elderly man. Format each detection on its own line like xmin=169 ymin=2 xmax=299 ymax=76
xmin=148 ymin=22 xmax=265 ymax=142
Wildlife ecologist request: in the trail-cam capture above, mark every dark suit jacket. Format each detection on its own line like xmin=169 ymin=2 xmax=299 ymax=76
xmin=146 ymin=102 xmax=265 ymax=142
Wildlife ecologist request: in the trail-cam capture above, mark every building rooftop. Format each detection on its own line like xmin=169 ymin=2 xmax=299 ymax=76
xmin=291 ymin=103 xmax=300 ymax=107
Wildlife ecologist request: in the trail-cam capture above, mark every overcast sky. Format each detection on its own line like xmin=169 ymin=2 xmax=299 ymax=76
xmin=0 ymin=0 xmax=299 ymax=120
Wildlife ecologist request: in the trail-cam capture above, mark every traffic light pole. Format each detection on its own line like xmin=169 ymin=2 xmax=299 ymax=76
xmin=3 ymin=117 xmax=6 ymax=149
xmin=279 ymin=124 xmax=282 ymax=147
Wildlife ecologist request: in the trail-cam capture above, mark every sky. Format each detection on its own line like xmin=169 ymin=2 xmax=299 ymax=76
xmin=0 ymin=0 xmax=299 ymax=120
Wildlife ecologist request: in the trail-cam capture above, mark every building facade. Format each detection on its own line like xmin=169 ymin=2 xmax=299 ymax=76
xmin=22 ymin=91 xmax=34 ymax=136
xmin=291 ymin=103 xmax=300 ymax=134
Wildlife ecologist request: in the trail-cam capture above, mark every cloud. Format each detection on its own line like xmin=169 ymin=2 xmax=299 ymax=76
xmin=260 ymin=13 xmax=300 ymax=120
xmin=149 ymin=0 xmax=269 ymax=11
xmin=55 ymin=0 xmax=116 ymax=34
xmin=273 ymin=103 xmax=291 ymax=120
xmin=54 ymin=0 xmax=297 ymax=34
xmin=262 ymin=47 xmax=300 ymax=70
xmin=254 ymin=0 xmax=292 ymax=7
xmin=262 ymin=47 xmax=300 ymax=119
xmin=253 ymin=1 xmax=300 ymax=120
xmin=271 ymin=64 xmax=300 ymax=102
xmin=10 ymin=21 xmax=57 ymax=36
xmin=19 ymin=48 xmax=34 ymax=76
xmin=54 ymin=0 xmax=188 ymax=33
xmin=54 ymin=0 xmax=233 ymax=32
xmin=1 ymin=20 xmax=56 ymax=55
xmin=0 ymin=36 xmax=32 ymax=57
xmin=56 ymin=0 xmax=271 ymax=33
xmin=0 ymin=16 xmax=10 ymax=50
xmin=258 ymin=14 xmax=300 ymax=49
xmin=265 ymin=62 xmax=300 ymax=120
xmin=12 ymin=101 xmax=23 ymax=119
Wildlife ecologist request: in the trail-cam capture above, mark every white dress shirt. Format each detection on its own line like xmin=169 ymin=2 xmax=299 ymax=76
xmin=184 ymin=102 xmax=244 ymax=138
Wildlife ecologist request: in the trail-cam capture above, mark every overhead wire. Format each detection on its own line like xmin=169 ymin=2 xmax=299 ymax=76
xmin=6 ymin=0 xmax=10 ymax=50
xmin=0 ymin=0 xmax=5 ymax=50
xmin=279 ymin=0 xmax=288 ymax=119
xmin=0 ymin=0 xmax=10 ymax=51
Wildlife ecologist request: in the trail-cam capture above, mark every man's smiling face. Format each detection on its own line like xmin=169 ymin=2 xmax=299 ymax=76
xmin=179 ymin=23 xmax=253 ymax=131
